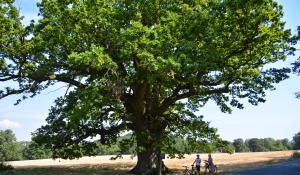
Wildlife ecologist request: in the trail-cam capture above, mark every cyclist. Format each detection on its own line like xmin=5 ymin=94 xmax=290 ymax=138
xmin=192 ymin=154 xmax=201 ymax=175
xmin=205 ymin=154 xmax=217 ymax=174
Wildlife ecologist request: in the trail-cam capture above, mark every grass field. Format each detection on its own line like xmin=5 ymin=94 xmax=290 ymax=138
xmin=2 ymin=150 xmax=299 ymax=175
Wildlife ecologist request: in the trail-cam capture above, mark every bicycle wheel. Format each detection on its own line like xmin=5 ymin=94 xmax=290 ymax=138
xmin=182 ymin=170 xmax=189 ymax=175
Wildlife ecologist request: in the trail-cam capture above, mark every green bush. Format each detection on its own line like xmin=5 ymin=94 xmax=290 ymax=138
xmin=291 ymin=152 xmax=300 ymax=160
xmin=0 ymin=162 xmax=13 ymax=171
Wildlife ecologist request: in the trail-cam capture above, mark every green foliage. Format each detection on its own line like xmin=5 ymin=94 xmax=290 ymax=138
xmin=0 ymin=162 xmax=13 ymax=171
xmin=243 ymin=138 xmax=290 ymax=152
xmin=0 ymin=130 xmax=53 ymax=162
xmin=281 ymin=138 xmax=293 ymax=150
xmin=100 ymin=136 xmax=290 ymax=155
xmin=0 ymin=130 xmax=22 ymax=162
xmin=291 ymin=152 xmax=300 ymax=160
xmin=95 ymin=143 xmax=120 ymax=156
xmin=98 ymin=135 xmax=234 ymax=156
xmin=214 ymin=140 xmax=235 ymax=154
xmin=94 ymin=133 xmax=136 ymax=156
xmin=0 ymin=0 xmax=298 ymax=171
xmin=21 ymin=141 xmax=52 ymax=160
xmin=233 ymin=138 xmax=249 ymax=152
xmin=292 ymin=26 xmax=300 ymax=98
xmin=116 ymin=134 xmax=136 ymax=155
xmin=224 ymin=143 xmax=236 ymax=154
xmin=272 ymin=140 xmax=286 ymax=151
xmin=292 ymin=132 xmax=300 ymax=150
xmin=263 ymin=138 xmax=279 ymax=151
xmin=246 ymin=138 xmax=266 ymax=152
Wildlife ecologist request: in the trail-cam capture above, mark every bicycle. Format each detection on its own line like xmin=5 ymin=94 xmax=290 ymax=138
xmin=182 ymin=164 xmax=196 ymax=175
xmin=204 ymin=160 xmax=217 ymax=174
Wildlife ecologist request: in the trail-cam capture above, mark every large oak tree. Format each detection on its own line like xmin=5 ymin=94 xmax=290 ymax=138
xmin=0 ymin=0 xmax=297 ymax=174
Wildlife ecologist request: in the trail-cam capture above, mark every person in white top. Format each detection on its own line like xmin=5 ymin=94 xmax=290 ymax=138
xmin=192 ymin=154 xmax=201 ymax=175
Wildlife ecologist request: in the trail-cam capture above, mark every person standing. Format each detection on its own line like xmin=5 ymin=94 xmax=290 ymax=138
xmin=207 ymin=154 xmax=217 ymax=173
xmin=192 ymin=154 xmax=201 ymax=175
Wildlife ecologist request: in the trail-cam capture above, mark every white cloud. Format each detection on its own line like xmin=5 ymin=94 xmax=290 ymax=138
xmin=0 ymin=119 xmax=21 ymax=128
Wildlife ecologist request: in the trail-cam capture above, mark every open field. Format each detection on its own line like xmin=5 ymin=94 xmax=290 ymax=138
xmin=3 ymin=150 xmax=299 ymax=175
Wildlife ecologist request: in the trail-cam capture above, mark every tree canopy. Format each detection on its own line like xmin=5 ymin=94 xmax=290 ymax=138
xmin=292 ymin=132 xmax=300 ymax=150
xmin=21 ymin=141 xmax=52 ymax=160
xmin=232 ymin=138 xmax=291 ymax=153
xmin=292 ymin=26 xmax=300 ymax=99
xmin=0 ymin=129 xmax=22 ymax=162
xmin=233 ymin=138 xmax=249 ymax=152
xmin=0 ymin=0 xmax=297 ymax=174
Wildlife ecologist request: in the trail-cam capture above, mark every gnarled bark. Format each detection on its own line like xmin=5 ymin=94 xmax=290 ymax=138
xmin=130 ymin=131 xmax=169 ymax=175
xmin=130 ymin=149 xmax=160 ymax=175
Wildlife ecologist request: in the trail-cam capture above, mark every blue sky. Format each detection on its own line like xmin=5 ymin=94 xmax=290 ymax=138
xmin=0 ymin=0 xmax=299 ymax=142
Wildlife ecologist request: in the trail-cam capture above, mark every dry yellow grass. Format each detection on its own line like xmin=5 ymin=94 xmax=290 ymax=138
xmin=5 ymin=150 xmax=299 ymax=175
xmin=166 ymin=150 xmax=296 ymax=168
xmin=164 ymin=150 xmax=299 ymax=173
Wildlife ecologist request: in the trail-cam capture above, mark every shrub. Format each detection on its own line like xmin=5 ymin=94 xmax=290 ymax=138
xmin=0 ymin=162 xmax=13 ymax=171
xmin=291 ymin=152 xmax=300 ymax=160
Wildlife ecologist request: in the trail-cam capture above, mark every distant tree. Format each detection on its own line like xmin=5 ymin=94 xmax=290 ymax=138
xmin=262 ymin=138 xmax=276 ymax=151
xmin=233 ymin=138 xmax=249 ymax=152
xmin=273 ymin=140 xmax=286 ymax=151
xmin=247 ymin=138 xmax=265 ymax=152
xmin=116 ymin=134 xmax=137 ymax=155
xmin=233 ymin=139 xmax=243 ymax=152
xmin=171 ymin=137 xmax=187 ymax=154
xmin=215 ymin=141 xmax=235 ymax=154
xmin=222 ymin=142 xmax=235 ymax=154
xmin=292 ymin=132 xmax=300 ymax=150
xmin=262 ymin=138 xmax=286 ymax=151
xmin=0 ymin=130 xmax=22 ymax=162
xmin=95 ymin=143 xmax=120 ymax=155
xmin=22 ymin=141 xmax=52 ymax=160
xmin=281 ymin=138 xmax=292 ymax=150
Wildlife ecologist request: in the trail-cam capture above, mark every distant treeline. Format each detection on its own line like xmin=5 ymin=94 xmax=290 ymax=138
xmin=232 ymin=138 xmax=293 ymax=152
xmin=1 ymin=129 xmax=299 ymax=162
xmin=0 ymin=130 xmax=52 ymax=161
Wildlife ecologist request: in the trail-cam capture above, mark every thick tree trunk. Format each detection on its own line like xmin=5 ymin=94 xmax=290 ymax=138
xmin=129 ymin=132 xmax=168 ymax=175
xmin=130 ymin=148 xmax=170 ymax=175
xmin=130 ymin=149 xmax=160 ymax=175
